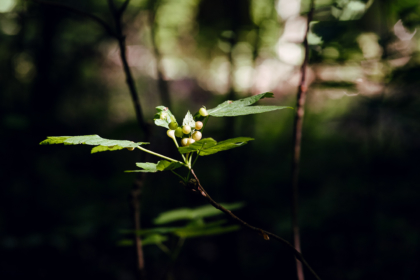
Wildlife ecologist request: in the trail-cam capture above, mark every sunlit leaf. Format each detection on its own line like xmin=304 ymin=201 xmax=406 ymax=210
xmin=153 ymin=106 xmax=177 ymax=128
xmin=39 ymin=135 xmax=148 ymax=154
xmin=207 ymin=92 xmax=292 ymax=117
xmin=182 ymin=111 xmax=196 ymax=127
xmin=156 ymin=160 xmax=184 ymax=171
xmin=126 ymin=160 xmax=184 ymax=173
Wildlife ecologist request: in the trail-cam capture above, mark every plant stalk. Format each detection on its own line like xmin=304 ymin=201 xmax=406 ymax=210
xmin=291 ymin=2 xmax=315 ymax=280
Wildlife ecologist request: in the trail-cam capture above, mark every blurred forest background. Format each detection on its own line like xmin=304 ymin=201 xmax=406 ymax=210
xmin=1 ymin=0 xmax=420 ymax=279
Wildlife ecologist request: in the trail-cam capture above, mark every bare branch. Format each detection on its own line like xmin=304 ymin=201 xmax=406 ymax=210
xmin=291 ymin=1 xmax=316 ymax=280
xmin=106 ymin=0 xmax=149 ymax=135
xmin=190 ymin=170 xmax=321 ymax=280
xmin=29 ymin=0 xmax=118 ymax=38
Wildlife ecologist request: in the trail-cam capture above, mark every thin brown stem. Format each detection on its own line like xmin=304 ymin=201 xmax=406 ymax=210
xmin=131 ymin=176 xmax=145 ymax=279
xmin=107 ymin=1 xmax=149 ymax=278
xmin=107 ymin=0 xmax=149 ymax=135
xmin=190 ymin=170 xmax=321 ymax=280
xmin=291 ymin=2 xmax=315 ymax=280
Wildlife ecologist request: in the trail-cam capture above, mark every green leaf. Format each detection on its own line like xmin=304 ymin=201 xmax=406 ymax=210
xmin=178 ymin=138 xmax=217 ymax=154
xmin=141 ymin=234 xmax=168 ymax=246
xmin=207 ymin=92 xmax=292 ymax=117
xmin=153 ymin=106 xmax=176 ymax=128
xmin=182 ymin=111 xmax=196 ymax=127
xmin=174 ymin=224 xmax=240 ymax=238
xmin=178 ymin=137 xmax=253 ymax=156
xmin=39 ymin=136 xmax=72 ymax=144
xmin=156 ymin=160 xmax=184 ymax=171
xmin=198 ymin=137 xmax=254 ymax=156
xmin=126 ymin=160 xmax=183 ymax=173
xmin=154 ymin=202 xmax=245 ymax=224
xmin=130 ymin=162 xmax=158 ymax=173
xmin=39 ymin=135 xmax=148 ymax=154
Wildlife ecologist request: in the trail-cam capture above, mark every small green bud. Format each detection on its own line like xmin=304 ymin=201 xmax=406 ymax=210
xmin=126 ymin=147 xmax=135 ymax=151
xmin=175 ymin=127 xmax=183 ymax=138
xmin=181 ymin=138 xmax=189 ymax=146
xmin=195 ymin=121 xmax=203 ymax=130
xmin=182 ymin=125 xmax=191 ymax=134
xmin=199 ymin=107 xmax=208 ymax=117
xmin=192 ymin=131 xmax=202 ymax=141
xmin=169 ymin=122 xmax=178 ymax=130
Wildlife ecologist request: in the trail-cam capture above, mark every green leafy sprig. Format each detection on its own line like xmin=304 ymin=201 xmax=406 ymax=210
xmin=40 ymin=92 xmax=291 ymax=182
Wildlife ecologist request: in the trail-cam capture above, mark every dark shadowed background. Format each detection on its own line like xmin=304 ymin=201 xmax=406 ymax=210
xmin=1 ymin=0 xmax=419 ymax=279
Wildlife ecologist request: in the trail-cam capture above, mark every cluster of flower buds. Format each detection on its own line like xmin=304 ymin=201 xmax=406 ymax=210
xmin=166 ymin=108 xmax=208 ymax=146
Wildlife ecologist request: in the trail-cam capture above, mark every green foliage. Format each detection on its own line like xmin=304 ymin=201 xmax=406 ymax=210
xmin=206 ymin=92 xmax=292 ymax=117
xmin=153 ymin=106 xmax=177 ymax=129
xmin=174 ymin=220 xmax=239 ymax=238
xmin=182 ymin=111 xmax=196 ymax=127
xmin=39 ymin=135 xmax=148 ymax=154
xmin=125 ymin=160 xmax=184 ymax=173
xmin=119 ymin=203 xmax=244 ymax=248
xmin=40 ymin=93 xmax=289 ymax=183
xmin=178 ymin=137 xmax=254 ymax=156
xmin=153 ymin=202 xmax=244 ymax=224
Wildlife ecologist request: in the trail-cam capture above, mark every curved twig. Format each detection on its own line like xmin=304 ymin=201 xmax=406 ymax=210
xmin=190 ymin=170 xmax=321 ymax=280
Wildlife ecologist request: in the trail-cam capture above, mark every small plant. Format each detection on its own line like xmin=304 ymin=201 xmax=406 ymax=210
xmin=39 ymin=92 xmax=322 ymax=280
xmin=40 ymin=92 xmax=290 ymax=184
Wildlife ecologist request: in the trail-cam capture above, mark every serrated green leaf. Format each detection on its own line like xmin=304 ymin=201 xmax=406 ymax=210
xmin=210 ymin=106 xmax=291 ymax=117
xmin=153 ymin=106 xmax=176 ymax=128
xmin=91 ymin=145 xmax=125 ymax=153
xmin=207 ymin=92 xmax=292 ymax=117
xmin=133 ymin=162 xmax=158 ymax=173
xmin=178 ymin=138 xmax=217 ymax=154
xmin=39 ymin=135 xmax=148 ymax=154
xmin=156 ymin=160 xmax=184 ymax=171
xmin=141 ymin=234 xmax=168 ymax=245
xmin=174 ymin=225 xmax=240 ymax=238
xmin=198 ymin=137 xmax=254 ymax=156
xmin=39 ymin=136 xmax=72 ymax=145
xmin=182 ymin=111 xmax=196 ymax=127
xmin=154 ymin=202 xmax=245 ymax=224
xmin=127 ymin=160 xmax=184 ymax=173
